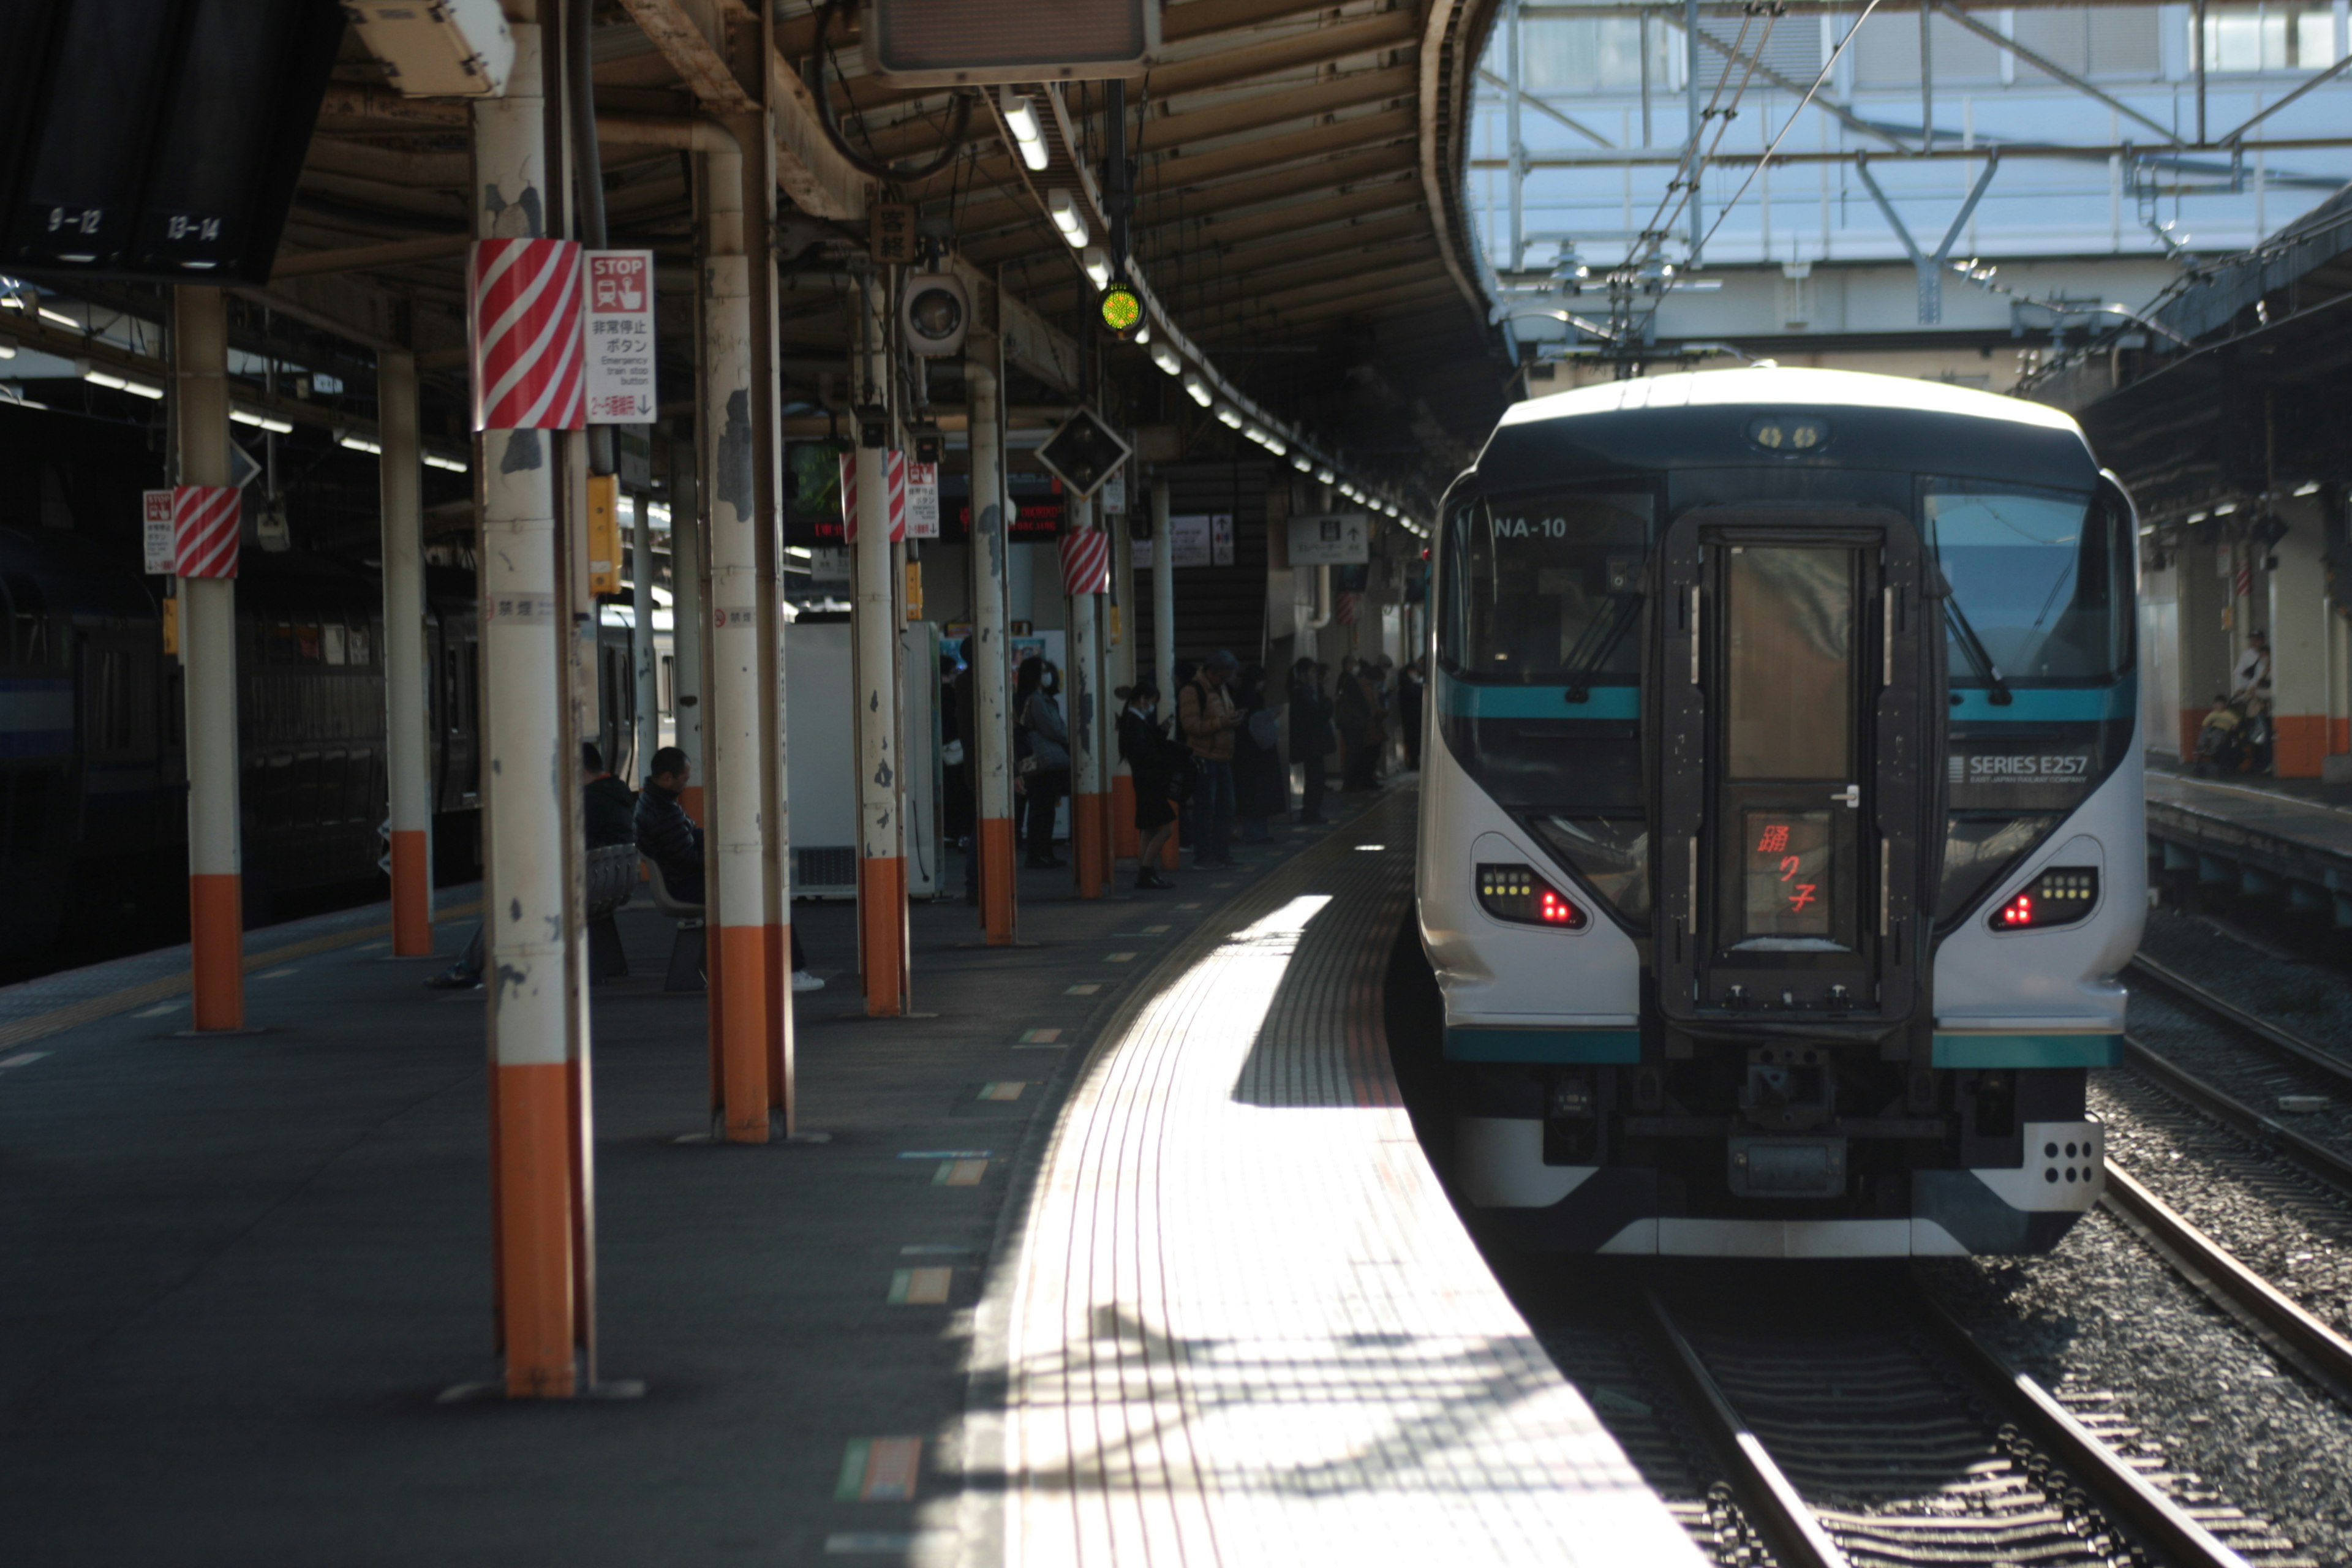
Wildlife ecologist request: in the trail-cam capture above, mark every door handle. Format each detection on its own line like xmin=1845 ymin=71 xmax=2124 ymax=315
xmin=1833 ymin=783 xmax=1860 ymax=809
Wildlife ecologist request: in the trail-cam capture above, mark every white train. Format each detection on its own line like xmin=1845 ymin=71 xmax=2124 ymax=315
xmin=1418 ymin=369 xmax=2142 ymax=1256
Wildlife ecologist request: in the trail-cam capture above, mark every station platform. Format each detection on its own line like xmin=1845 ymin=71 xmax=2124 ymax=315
xmin=0 ymin=794 xmax=1700 ymax=1568
xmin=2144 ymin=756 xmax=2352 ymax=921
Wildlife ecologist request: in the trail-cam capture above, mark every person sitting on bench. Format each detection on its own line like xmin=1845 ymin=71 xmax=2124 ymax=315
xmin=431 ymin=742 xmax=642 ymax=990
xmin=637 ymin=747 xmax=821 ymax=993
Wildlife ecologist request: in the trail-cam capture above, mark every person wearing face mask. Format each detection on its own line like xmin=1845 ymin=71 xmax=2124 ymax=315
xmin=1117 ymin=676 xmax=1179 ymax=891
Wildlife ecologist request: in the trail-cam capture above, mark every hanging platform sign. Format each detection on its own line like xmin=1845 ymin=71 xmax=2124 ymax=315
xmin=584 ymin=249 xmax=655 ymax=424
xmin=470 ymin=237 xmax=584 ymax=431
xmin=1287 ymin=513 xmax=1370 ymax=567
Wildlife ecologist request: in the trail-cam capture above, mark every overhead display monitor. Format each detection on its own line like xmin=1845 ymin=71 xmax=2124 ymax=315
xmin=0 ymin=0 xmax=344 ymax=284
xmin=861 ymin=0 xmax=1159 ymax=85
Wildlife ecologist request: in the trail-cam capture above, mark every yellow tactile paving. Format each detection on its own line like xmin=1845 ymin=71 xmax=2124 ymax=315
xmin=974 ymin=795 xmax=1706 ymax=1566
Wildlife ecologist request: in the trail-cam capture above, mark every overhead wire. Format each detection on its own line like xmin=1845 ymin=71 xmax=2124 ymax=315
xmin=1692 ymin=0 xmax=1888 ymax=260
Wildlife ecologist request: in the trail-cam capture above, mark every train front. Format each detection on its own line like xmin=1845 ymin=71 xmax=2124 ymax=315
xmin=1417 ymin=369 xmax=2143 ymax=1256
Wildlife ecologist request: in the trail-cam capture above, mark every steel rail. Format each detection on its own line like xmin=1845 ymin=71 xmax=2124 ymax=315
xmin=2127 ymin=952 xmax=2352 ymax=1092
xmin=2101 ymin=1159 xmax=2352 ymax=1407
xmin=2120 ymin=1035 xmax=2352 ymax=1189
xmin=1640 ymin=1290 xmax=1855 ymax=1568
xmin=1908 ymin=1283 xmax=2258 ymax=1568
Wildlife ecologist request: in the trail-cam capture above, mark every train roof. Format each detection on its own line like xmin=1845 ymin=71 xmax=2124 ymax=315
xmin=1498 ymin=367 xmax=2083 ymax=433
xmin=1474 ymin=368 xmax=2102 ymax=494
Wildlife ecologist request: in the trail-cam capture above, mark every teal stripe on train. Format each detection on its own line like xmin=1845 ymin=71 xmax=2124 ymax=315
xmin=1931 ymin=1033 xmax=2122 ymax=1068
xmin=1436 ymin=675 xmax=1639 ymax=721
xmin=1948 ymin=681 xmax=2136 ymax=723
xmin=1445 ymin=1027 xmax=1643 ymax=1063
xmin=1437 ymin=676 xmax=2132 ymax=723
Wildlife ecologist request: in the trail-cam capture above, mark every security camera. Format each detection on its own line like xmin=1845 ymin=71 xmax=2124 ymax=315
xmin=901 ymin=272 xmax=968 ymax=358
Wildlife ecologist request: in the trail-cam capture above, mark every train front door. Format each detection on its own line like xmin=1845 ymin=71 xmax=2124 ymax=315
xmin=1655 ymin=508 xmax=1932 ymax=1035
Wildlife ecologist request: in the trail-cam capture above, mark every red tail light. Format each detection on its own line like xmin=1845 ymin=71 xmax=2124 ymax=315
xmin=1991 ymin=867 xmax=2099 ymax=931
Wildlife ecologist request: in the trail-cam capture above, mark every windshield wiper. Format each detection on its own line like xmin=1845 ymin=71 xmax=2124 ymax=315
xmin=1561 ymin=593 xmax=1643 ymax=704
xmin=1943 ymin=596 xmax=2013 ymax=706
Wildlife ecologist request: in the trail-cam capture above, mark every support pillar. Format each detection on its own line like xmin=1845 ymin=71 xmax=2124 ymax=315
xmin=670 ymin=440 xmax=704 ymax=795
xmin=968 ymin=346 xmax=1016 ymax=943
xmin=473 ymin=23 xmax=588 ymax=1396
xmin=630 ymin=488 xmax=657 ymax=786
xmin=700 ymin=145 xmax=772 ymax=1140
xmin=380 ymin=348 xmax=433 ymax=956
xmin=1152 ymin=478 xmax=1178 ymax=871
xmin=854 ymin=275 xmax=907 ymax=1014
xmin=1110 ymin=500 xmax=1138 ymax=864
xmin=2269 ymin=500 xmax=2331 ymax=776
xmin=1069 ymin=492 xmax=1106 ymax=900
xmin=2176 ymin=537 xmax=2231 ymax=758
xmin=173 ymin=286 xmax=242 ymax=1030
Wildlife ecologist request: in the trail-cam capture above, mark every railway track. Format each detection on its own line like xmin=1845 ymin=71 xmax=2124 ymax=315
xmin=1645 ymin=1280 xmax=2307 ymax=1567
xmin=2105 ymin=954 xmax=2352 ymax=1404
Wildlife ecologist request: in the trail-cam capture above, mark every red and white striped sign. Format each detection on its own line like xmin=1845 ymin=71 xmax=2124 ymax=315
xmin=841 ymin=450 xmax=907 ymax=543
xmin=1059 ymin=527 xmax=1109 ymax=596
xmin=470 ymin=238 xmax=585 ymax=432
xmin=172 ymin=485 xmax=240 ymax=579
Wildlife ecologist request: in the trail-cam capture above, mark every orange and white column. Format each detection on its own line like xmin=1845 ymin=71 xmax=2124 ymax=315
xmin=379 ymin=347 xmax=433 ymax=956
xmin=700 ymin=143 xmax=774 ymax=1136
xmin=1152 ymin=477 xmax=1180 ymax=870
xmin=173 ymin=286 xmax=243 ymax=1030
xmin=2269 ymin=496 xmax=2331 ymax=777
xmin=1109 ymin=494 xmax=1139 ymax=865
xmin=473 ymin=25 xmax=591 ymax=1396
xmin=854 ymin=277 xmax=908 ymax=1013
xmin=1068 ymin=492 xmax=1107 ymax=900
xmin=967 ymin=342 xmax=1016 ymax=943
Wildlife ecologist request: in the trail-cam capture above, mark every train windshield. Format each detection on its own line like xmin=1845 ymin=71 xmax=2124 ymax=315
xmin=1439 ymin=489 xmax=1653 ymax=682
xmin=1924 ymin=483 xmax=2128 ymax=682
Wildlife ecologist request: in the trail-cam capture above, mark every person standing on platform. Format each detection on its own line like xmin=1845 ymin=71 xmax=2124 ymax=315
xmin=1117 ymin=677 xmax=1178 ymax=891
xmin=1289 ymin=657 xmax=1334 ymax=824
xmin=1335 ymin=657 xmax=1379 ymax=792
xmin=1016 ymin=657 xmax=1071 ymax=869
xmin=638 ymin=745 xmax=820 ymax=992
xmin=1169 ymin=658 xmax=1200 ymax=858
xmin=1233 ymin=662 xmax=1287 ymax=842
xmin=1398 ymin=657 xmax=1426 ymax=772
xmin=1178 ymin=649 xmax=1242 ymax=867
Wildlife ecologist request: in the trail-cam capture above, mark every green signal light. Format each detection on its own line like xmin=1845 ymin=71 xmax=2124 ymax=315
xmin=1099 ymin=285 xmax=1143 ymax=334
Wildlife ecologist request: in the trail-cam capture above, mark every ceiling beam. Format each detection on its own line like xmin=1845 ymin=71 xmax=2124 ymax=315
xmin=1143 ymin=175 xmax=1421 ymax=249
xmin=1148 ymin=107 xmax=1415 ymax=192
xmin=612 ymin=0 xmax=756 ymax=110
xmin=1143 ymin=10 xmax=1420 ymax=100
xmin=1163 ymin=0 xmax=1337 ymax=43
xmin=1137 ymin=146 xmax=1420 ymax=233
xmin=1138 ymin=64 xmax=1415 ymax=151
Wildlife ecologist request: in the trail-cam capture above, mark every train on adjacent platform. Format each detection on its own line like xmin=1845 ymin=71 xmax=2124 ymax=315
xmin=0 ymin=526 xmax=645 ymax=963
xmin=1419 ymin=368 xmax=2143 ymax=1256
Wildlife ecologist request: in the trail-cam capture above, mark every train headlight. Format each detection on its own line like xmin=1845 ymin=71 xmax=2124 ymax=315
xmin=1477 ymin=863 xmax=1588 ymax=929
xmin=1991 ymin=867 xmax=2100 ymax=931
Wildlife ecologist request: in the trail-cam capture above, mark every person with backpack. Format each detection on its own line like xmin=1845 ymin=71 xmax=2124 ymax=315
xmin=1288 ymin=657 xmax=1335 ymax=825
xmin=1232 ymin=662 xmax=1287 ymax=842
xmin=1177 ymin=649 xmax=1242 ymax=867
xmin=1116 ymin=676 xmax=1180 ymax=891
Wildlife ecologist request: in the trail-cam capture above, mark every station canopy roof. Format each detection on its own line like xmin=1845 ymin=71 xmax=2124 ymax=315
xmin=274 ymin=1 xmax=1512 ymax=506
